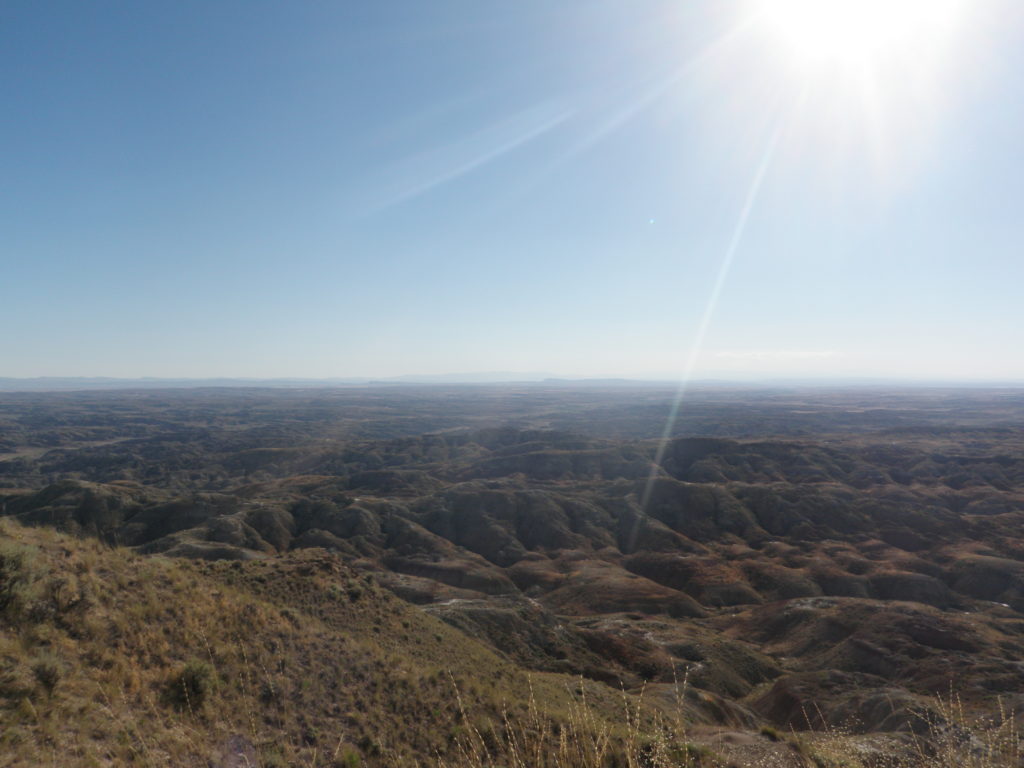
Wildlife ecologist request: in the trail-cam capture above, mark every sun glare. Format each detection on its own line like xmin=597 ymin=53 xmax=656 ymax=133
xmin=731 ymin=0 xmax=975 ymax=185
xmin=756 ymin=0 xmax=963 ymax=67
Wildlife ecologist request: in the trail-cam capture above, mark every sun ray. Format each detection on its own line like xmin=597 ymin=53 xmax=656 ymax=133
xmin=641 ymin=114 xmax=786 ymax=512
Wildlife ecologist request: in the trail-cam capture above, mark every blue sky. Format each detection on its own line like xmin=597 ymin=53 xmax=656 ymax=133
xmin=2 ymin=0 xmax=1022 ymax=380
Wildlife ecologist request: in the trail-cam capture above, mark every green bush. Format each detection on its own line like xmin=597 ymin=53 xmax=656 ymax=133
xmin=165 ymin=660 xmax=214 ymax=711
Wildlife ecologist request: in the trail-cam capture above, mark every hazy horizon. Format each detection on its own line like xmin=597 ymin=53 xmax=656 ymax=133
xmin=3 ymin=1 xmax=1022 ymax=381
xmin=2 ymin=372 xmax=1023 ymax=393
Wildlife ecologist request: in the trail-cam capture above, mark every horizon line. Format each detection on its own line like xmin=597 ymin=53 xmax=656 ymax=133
xmin=2 ymin=373 xmax=1024 ymax=393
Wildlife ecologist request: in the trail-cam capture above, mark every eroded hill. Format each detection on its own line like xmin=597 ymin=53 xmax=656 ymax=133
xmin=2 ymin=385 xmax=1023 ymax=762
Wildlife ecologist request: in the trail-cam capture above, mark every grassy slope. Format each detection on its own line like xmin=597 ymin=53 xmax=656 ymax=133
xmin=2 ymin=519 xmax=1020 ymax=768
xmin=0 ymin=520 xmax=634 ymax=767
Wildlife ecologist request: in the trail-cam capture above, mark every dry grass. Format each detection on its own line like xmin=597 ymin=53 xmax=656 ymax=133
xmin=0 ymin=519 xmax=1020 ymax=768
xmin=439 ymin=671 xmax=728 ymax=768
xmin=0 ymin=520 xmax=624 ymax=766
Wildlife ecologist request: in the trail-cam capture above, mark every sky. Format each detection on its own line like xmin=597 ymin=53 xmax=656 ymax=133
xmin=2 ymin=0 xmax=1022 ymax=381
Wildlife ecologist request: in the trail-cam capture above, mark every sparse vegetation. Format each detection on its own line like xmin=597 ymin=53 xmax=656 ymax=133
xmin=1 ymin=386 xmax=1023 ymax=765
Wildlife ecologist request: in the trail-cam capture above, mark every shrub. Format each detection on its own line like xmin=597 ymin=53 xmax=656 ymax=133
xmin=357 ymin=734 xmax=380 ymax=756
xmin=165 ymin=660 xmax=214 ymax=711
xmin=259 ymin=678 xmax=281 ymax=705
xmin=31 ymin=656 xmax=60 ymax=695
xmin=0 ymin=545 xmax=30 ymax=619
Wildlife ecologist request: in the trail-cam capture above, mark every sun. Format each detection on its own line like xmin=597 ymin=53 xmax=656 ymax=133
xmin=753 ymin=0 xmax=964 ymax=68
xmin=734 ymin=0 xmax=973 ymax=183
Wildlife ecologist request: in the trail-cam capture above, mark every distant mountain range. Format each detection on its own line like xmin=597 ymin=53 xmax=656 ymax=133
xmin=0 ymin=374 xmax=552 ymax=391
xmin=1 ymin=375 xmax=1022 ymax=392
xmin=0 ymin=374 xmax=666 ymax=391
